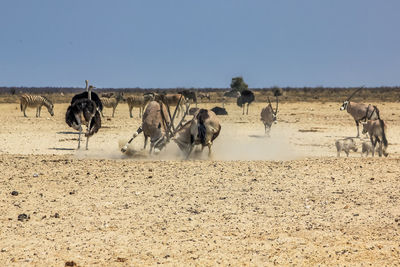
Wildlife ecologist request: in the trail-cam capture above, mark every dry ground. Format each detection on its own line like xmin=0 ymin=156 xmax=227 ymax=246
xmin=1 ymin=100 xmax=400 ymax=265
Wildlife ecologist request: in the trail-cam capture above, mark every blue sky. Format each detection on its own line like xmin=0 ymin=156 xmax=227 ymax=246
xmin=1 ymin=1 xmax=399 ymax=88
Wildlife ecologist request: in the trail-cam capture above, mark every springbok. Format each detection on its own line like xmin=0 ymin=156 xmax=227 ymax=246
xmin=260 ymin=96 xmax=279 ymax=136
xmin=340 ymin=87 xmax=379 ymax=137
xmin=361 ymin=109 xmax=388 ymax=157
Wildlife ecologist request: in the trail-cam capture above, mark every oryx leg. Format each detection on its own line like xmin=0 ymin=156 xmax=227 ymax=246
xmin=129 ymin=105 xmax=133 ymax=118
xmin=186 ymin=145 xmax=194 ymax=159
xmin=371 ymin=137 xmax=377 ymax=157
xmin=143 ymin=135 xmax=148 ymax=149
xmin=355 ymin=120 xmax=360 ymax=138
xmin=377 ymin=138 xmax=383 ymax=157
xmin=149 ymin=142 xmax=154 ymax=155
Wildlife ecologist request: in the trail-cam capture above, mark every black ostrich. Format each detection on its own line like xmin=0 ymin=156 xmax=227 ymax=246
xmin=65 ymin=80 xmax=102 ymax=150
xmin=71 ymin=80 xmax=103 ymax=112
xmin=237 ymin=89 xmax=255 ymax=115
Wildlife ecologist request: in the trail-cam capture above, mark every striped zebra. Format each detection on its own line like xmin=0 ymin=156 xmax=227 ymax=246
xmin=126 ymin=94 xmax=153 ymax=118
xmin=19 ymin=94 xmax=54 ymax=117
xmin=100 ymin=92 xmax=124 ymax=117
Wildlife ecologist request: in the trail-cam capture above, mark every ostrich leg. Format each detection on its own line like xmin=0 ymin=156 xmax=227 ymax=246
xmin=86 ymin=119 xmax=92 ymax=150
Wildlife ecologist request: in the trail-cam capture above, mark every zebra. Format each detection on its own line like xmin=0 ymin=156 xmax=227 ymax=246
xmin=19 ymin=94 xmax=54 ymax=117
xmin=126 ymin=94 xmax=154 ymax=118
xmin=100 ymin=92 xmax=124 ymax=117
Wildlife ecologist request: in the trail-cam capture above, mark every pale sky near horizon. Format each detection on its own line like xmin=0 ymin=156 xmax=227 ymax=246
xmin=1 ymin=1 xmax=399 ymax=88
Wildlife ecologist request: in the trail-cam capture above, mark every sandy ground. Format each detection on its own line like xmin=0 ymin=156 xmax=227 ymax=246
xmin=1 ymin=100 xmax=400 ymax=265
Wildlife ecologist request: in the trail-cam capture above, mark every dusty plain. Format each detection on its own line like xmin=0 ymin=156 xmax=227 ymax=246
xmin=1 ymin=96 xmax=400 ymax=266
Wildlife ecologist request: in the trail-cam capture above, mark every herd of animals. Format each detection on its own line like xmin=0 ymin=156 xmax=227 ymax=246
xmin=17 ymin=82 xmax=389 ymax=158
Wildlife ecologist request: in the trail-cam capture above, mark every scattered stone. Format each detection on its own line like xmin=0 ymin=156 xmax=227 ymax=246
xmin=18 ymin=214 xmax=30 ymax=222
xmin=11 ymin=191 xmax=19 ymax=196
xmin=65 ymin=261 xmax=77 ymax=267
xmin=116 ymin=257 xmax=127 ymax=262
xmin=33 ymin=173 xmax=39 ymax=177
xmin=54 ymin=213 xmax=60 ymax=218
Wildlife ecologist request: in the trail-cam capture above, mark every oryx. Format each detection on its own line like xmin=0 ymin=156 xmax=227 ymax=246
xmin=340 ymin=87 xmax=379 ymax=137
xmin=260 ymin=96 xmax=279 ymax=136
xmin=173 ymin=109 xmax=221 ymax=158
xmin=121 ymin=94 xmax=190 ymax=155
xmin=361 ymin=108 xmax=388 ymax=157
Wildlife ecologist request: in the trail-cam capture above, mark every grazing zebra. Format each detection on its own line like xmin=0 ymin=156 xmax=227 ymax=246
xmin=100 ymin=93 xmax=124 ymax=117
xmin=19 ymin=94 xmax=54 ymax=117
xmin=127 ymin=94 xmax=153 ymax=118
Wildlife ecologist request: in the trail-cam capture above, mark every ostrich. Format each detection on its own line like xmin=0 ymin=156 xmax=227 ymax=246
xmin=237 ymin=90 xmax=255 ymax=115
xmin=71 ymin=80 xmax=103 ymax=112
xmin=65 ymin=80 xmax=102 ymax=150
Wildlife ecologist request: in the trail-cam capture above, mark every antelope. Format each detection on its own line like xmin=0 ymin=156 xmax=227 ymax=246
xmin=100 ymin=92 xmax=124 ymax=117
xmin=19 ymin=94 xmax=54 ymax=117
xmin=340 ymin=87 xmax=379 ymax=137
xmin=361 ymin=109 xmax=388 ymax=157
xmin=173 ymin=109 xmax=221 ymax=158
xmin=121 ymin=95 xmax=190 ymax=155
xmin=237 ymin=89 xmax=255 ymax=115
xmin=260 ymin=96 xmax=279 ymax=136
xmin=335 ymin=138 xmax=358 ymax=157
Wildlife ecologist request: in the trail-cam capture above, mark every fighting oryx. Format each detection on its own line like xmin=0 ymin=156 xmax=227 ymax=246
xmin=121 ymin=94 xmax=221 ymax=159
xmin=121 ymin=94 xmax=190 ymax=155
xmin=173 ymin=109 xmax=221 ymax=158
xmin=260 ymin=96 xmax=279 ymax=136
xmin=340 ymin=87 xmax=379 ymax=137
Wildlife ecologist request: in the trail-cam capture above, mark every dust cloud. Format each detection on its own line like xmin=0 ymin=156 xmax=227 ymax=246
xmin=85 ymin=124 xmax=304 ymax=161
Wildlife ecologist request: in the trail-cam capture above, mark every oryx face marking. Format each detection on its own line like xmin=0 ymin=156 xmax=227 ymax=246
xmin=340 ymin=101 xmax=348 ymax=111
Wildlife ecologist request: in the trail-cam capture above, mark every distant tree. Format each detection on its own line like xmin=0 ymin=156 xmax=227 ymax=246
xmin=10 ymin=88 xmax=16 ymax=95
xmin=230 ymin=76 xmax=248 ymax=92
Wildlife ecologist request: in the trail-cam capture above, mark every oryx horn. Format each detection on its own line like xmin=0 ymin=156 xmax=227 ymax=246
xmin=347 ymin=85 xmax=365 ymax=101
